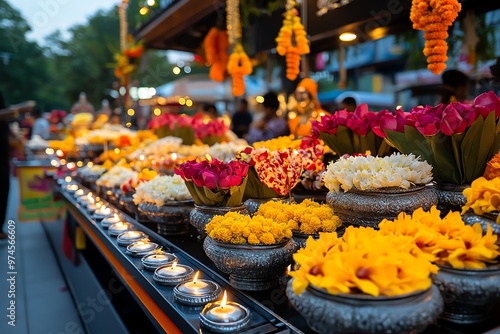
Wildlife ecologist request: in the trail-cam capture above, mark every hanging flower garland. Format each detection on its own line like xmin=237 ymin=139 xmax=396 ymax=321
xmin=227 ymin=43 xmax=253 ymax=96
xmin=276 ymin=0 xmax=309 ymax=81
xmin=226 ymin=0 xmax=252 ymax=96
xmin=203 ymin=27 xmax=229 ymax=82
xmin=410 ymin=0 xmax=461 ymax=75
xmin=113 ymin=0 xmax=144 ymax=86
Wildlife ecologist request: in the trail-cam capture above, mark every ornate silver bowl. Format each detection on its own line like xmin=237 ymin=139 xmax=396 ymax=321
xmin=461 ymin=211 xmax=500 ymax=234
xmin=326 ymin=185 xmax=437 ymax=228
xmin=138 ymin=200 xmax=194 ymax=235
xmin=203 ymin=237 xmax=297 ymax=291
xmin=432 ymin=263 xmax=500 ymax=324
xmin=190 ymin=205 xmax=248 ymax=238
xmin=434 ymin=183 xmax=468 ymax=216
xmin=287 ymin=281 xmax=443 ymax=334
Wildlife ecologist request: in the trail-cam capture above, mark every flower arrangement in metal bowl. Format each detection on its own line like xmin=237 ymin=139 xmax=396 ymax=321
xmin=323 ymin=152 xmax=437 ymax=228
xmin=256 ymin=199 xmax=342 ymax=248
xmin=203 ymin=212 xmax=296 ymax=291
xmin=287 ymin=226 xmax=443 ymax=334
xmin=461 ymin=176 xmax=500 ymax=234
xmin=135 ymin=175 xmax=194 ymax=235
xmin=379 ymin=206 xmax=500 ymax=324
xmin=175 ymin=158 xmax=250 ymax=237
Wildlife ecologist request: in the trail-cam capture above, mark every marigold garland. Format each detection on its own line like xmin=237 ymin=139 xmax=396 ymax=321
xmin=275 ymin=0 xmax=310 ymax=81
xmin=227 ymin=43 xmax=253 ymax=96
xmin=203 ymin=27 xmax=229 ymax=82
xmin=410 ymin=0 xmax=461 ymax=75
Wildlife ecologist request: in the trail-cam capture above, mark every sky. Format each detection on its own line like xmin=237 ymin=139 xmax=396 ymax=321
xmin=10 ymin=0 xmax=119 ymax=44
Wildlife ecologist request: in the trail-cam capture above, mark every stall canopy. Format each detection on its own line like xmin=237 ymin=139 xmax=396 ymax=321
xmin=135 ymin=0 xmax=500 ymax=54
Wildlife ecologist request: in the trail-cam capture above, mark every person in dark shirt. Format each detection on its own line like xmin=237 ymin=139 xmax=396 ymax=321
xmin=231 ymin=99 xmax=253 ymax=139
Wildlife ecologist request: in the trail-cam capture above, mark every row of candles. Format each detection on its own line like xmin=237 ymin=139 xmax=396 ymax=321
xmin=64 ymin=181 xmax=250 ymax=332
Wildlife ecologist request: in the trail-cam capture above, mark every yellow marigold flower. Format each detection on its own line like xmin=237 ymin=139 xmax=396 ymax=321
xmin=205 ymin=211 xmax=292 ymax=244
xmin=260 ymin=232 xmax=276 ymax=245
xmin=248 ymin=233 xmax=260 ymax=244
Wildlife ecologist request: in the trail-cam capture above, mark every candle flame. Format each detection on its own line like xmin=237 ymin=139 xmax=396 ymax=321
xmin=89 ymin=197 xmax=95 ymax=204
xmin=140 ymin=155 xmax=145 ymax=161
xmin=96 ymin=202 xmax=102 ymax=208
xmin=171 ymin=153 xmax=177 ymax=161
xmin=192 ymin=271 xmax=199 ymax=283
xmin=171 ymin=261 xmax=177 ymax=269
xmin=116 ymin=222 xmax=124 ymax=227
xmin=220 ymin=290 xmax=227 ymax=308
xmin=154 ymin=247 xmax=163 ymax=254
xmin=113 ymin=213 xmax=118 ymax=219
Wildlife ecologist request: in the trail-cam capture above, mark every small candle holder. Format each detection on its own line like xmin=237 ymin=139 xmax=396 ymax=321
xmin=173 ymin=272 xmax=222 ymax=306
xmin=86 ymin=201 xmax=101 ymax=214
xmin=117 ymin=231 xmax=147 ymax=246
xmin=108 ymin=222 xmax=135 ymax=236
xmin=153 ymin=262 xmax=194 ymax=286
xmin=199 ymin=291 xmax=251 ymax=333
xmin=126 ymin=240 xmax=159 ymax=257
xmin=101 ymin=213 xmax=122 ymax=229
xmin=141 ymin=250 xmax=178 ymax=271
xmin=93 ymin=205 xmax=113 ymax=221
xmin=66 ymin=184 xmax=79 ymax=194
xmin=74 ymin=189 xmax=85 ymax=198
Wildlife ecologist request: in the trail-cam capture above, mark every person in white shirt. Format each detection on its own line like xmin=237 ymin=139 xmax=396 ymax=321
xmin=31 ymin=108 xmax=50 ymax=140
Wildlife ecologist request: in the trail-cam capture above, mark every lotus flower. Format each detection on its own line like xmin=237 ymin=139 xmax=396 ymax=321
xmin=440 ymin=104 xmax=469 ymax=136
xmin=473 ymin=91 xmax=500 ymax=118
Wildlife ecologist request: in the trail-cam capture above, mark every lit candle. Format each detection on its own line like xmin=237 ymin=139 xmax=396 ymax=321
xmin=153 ymin=261 xmax=194 ymax=285
xmin=181 ymin=271 xmax=208 ymax=294
xmin=127 ymin=240 xmax=158 ymax=256
xmin=94 ymin=205 xmax=112 ymax=220
xmin=75 ymin=189 xmax=85 ymax=197
xmin=108 ymin=222 xmax=134 ymax=236
xmin=66 ymin=184 xmax=78 ymax=192
xmin=116 ymin=230 xmax=147 ymax=246
xmin=200 ymin=291 xmax=251 ymax=331
xmin=101 ymin=213 xmax=121 ymax=229
xmin=162 ymin=261 xmax=187 ymax=276
xmin=205 ymin=291 xmax=243 ymax=321
xmin=173 ymin=271 xmax=222 ymax=305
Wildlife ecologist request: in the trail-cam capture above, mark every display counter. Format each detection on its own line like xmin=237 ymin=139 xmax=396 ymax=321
xmin=50 ymin=179 xmax=500 ymax=334
xmin=54 ymin=182 xmax=305 ymax=334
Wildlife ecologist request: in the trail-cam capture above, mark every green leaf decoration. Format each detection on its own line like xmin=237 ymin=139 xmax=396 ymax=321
xmin=428 ymin=134 xmax=460 ymax=183
xmin=186 ymin=177 xmax=248 ymax=207
xmin=200 ymin=134 xmax=225 ymax=146
xmin=320 ymin=127 xmax=392 ymax=156
xmin=173 ymin=126 xmax=196 ymax=145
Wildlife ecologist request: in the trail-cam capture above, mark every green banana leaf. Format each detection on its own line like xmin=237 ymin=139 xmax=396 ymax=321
xmin=386 ymin=115 xmax=500 ymax=184
xmin=320 ymin=127 xmax=392 ymax=156
xmin=243 ymin=167 xmax=281 ymax=200
xmin=184 ymin=177 xmax=248 ymax=207
xmin=173 ymin=125 xmax=196 ymax=145
xmin=200 ymin=134 xmax=225 ymax=146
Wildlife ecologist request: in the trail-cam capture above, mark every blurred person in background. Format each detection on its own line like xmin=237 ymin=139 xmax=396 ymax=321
xmin=231 ymin=98 xmax=253 ymax=138
xmin=246 ymin=92 xmax=289 ymax=144
xmin=31 ymin=107 xmax=50 ymax=140
xmin=203 ymin=104 xmax=219 ymax=119
xmin=439 ymin=69 xmax=470 ymax=104
xmin=0 ymin=92 xmax=34 ymax=239
xmin=341 ymin=97 xmax=357 ymax=112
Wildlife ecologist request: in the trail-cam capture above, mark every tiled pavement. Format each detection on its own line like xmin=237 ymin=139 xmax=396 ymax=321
xmin=0 ymin=178 xmax=84 ymax=334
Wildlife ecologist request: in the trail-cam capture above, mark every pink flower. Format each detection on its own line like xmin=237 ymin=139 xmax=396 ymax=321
xmin=440 ymin=104 xmax=468 ymax=136
xmin=200 ymin=170 xmax=218 ymax=189
xmin=413 ymin=104 xmax=444 ymax=136
xmin=473 ymin=91 xmax=500 ymax=118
